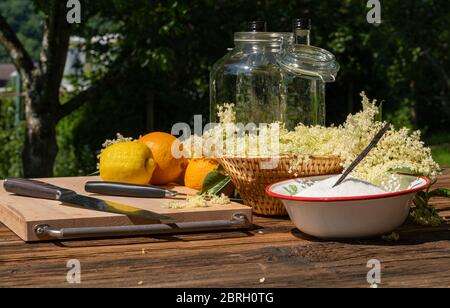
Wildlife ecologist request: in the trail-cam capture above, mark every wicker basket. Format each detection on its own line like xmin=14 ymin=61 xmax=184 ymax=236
xmin=218 ymin=155 xmax=343 ymax=216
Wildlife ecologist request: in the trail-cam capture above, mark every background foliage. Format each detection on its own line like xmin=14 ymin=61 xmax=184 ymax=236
xmin=0 ymin=0 xmax=449 ymax=178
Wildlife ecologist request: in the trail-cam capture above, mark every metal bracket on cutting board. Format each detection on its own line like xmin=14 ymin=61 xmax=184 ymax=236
xmin=34 ymin=213 xmax=250 ymax=239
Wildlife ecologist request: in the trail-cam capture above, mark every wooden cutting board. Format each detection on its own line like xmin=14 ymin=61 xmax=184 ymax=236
xmin=0 ymin=176 xmax=252 ymax=242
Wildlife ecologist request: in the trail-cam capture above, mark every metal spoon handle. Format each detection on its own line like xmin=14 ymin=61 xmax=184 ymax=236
xmin=332 ymin=122 xmax=391 ymax=188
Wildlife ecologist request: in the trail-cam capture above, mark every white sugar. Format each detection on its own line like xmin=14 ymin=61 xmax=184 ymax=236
xmin=295 ymin=175 xmax=386 ymax=198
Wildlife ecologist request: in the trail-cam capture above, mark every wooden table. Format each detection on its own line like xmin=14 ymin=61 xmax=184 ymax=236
xmin=0 ymin=170 xmax=449 ymax=288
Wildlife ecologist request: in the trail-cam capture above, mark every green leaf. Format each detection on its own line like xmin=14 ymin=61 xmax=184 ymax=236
xmin=410 ymin=206 xmax=444 ymax=227
xmin=375 ymin=101 xmax=383 ymax=122
xmin=206 ymin=176 xmax=231 ymax=195
xmin=428 ymin=188 xmax=450 ymax=199
xmin=283 ymin=185 xmax=298 ymax=196
xmin=415 ymin=190 xmax=427 ymax=199
xmin=409 ymin=181 xmax=445 ymax=227
xmin=215 ymin=164 xmax=225 ymax=172
xmin=388 ymin=167 xmax=423 ymax=176
xmin=199 ymin=168 xmax=231 ymax=195
xmin=413 ymin=191 xmax=427 ymax=207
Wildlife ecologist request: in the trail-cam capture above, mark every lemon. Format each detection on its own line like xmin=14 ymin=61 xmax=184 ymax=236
xmin=99 ymin=141 xmax=156 ymax=184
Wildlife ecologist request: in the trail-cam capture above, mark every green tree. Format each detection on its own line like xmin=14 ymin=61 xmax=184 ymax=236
xmin=0 ymin=0 xmax=136 ymax=177
xmin=0 ymin=0 xmax=449 ymax=177
xmin=0 ymin=0 xmax=42 ymax=62
xmin=0 ymin=96 xmax=24 ymax=178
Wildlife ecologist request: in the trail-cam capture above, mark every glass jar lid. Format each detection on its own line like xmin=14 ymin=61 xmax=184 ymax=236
xmin=278 ymin=44 xmax=340 ymax=82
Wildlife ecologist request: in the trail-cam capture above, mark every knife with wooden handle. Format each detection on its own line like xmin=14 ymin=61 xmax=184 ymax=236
xmin=85 ymin=181 xmax=177 ymax=198
xmin=3 ymin=178 xmax=175 ymax=223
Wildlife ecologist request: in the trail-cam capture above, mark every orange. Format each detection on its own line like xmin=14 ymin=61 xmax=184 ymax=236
xmin=184 ymin=158 xmax=220 ymax=190
xmin=138 ymin=132 xmax=187 ymax=185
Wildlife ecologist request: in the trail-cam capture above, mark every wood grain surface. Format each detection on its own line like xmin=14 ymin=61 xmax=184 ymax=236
xmin=0 ymin=176 xmax=252 ymax=241
xmin=0 ymin=170 xmax=449 ymax=288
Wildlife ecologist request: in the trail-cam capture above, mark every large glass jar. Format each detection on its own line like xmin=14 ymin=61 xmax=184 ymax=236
xmin=209 ymin=32 xmax=293 ymax=124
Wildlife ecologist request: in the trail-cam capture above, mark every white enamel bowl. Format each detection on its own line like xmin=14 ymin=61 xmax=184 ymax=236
xmin=266 ymin=174 xmax=430 ymax=239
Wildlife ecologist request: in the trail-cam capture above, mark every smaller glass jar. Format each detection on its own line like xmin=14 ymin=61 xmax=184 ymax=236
xmin=277 ymin=44 xmax=340 ymax=129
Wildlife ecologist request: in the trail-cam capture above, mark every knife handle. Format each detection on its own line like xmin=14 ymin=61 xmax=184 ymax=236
xmin=85 ymin=181 xmax=175 ymax=198
xmin=3 ymin=178 xmax=76 ymax=200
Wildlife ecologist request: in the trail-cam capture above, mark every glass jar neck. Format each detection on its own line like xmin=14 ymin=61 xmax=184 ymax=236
xmin=278 ymin=45 xmax=340 ymax=82
xmin=233 ymin=32 xmax=293 ymax=52
xmin=294 ymin=29 xmax=310 ymax=45
xmin=234 ymin=41 xmax=283 ymax=53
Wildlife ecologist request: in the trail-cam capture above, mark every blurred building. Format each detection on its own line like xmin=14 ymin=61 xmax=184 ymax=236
xmin=0 ymin=63 xmax=16 ymax=89
xmin=62 ymin=34 xmax=119 ymax=92
xmin=62 ymin=36 xmax=87 ymax=92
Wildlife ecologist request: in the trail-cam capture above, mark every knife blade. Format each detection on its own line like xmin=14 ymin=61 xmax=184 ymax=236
xmin=3 ymin=178 xmax=175 ymax=223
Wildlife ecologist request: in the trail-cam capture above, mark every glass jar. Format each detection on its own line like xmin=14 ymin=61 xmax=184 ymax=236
xmin=209 ymin=30 xmax=339 ymax=128
xmin=278 ymin=44 xmax=340 ymax=128
xmin=209 ymin=32 xmax=294 ymax=124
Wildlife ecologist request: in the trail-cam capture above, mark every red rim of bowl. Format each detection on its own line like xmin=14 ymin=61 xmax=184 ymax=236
xmin=265 ymin=175 xmax=431 ymax=202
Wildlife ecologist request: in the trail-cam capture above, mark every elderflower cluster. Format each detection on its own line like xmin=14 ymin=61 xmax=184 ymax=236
xmin=183 ymin=104 xmax=282 ymax=158
xmin=166 ymin=193 xmax=231 ymax=209
xmin=182 ymin=92 xmax=440 ymax=185
xmin=328 ymin=93 xmax=440 ymax=184
xmin=217 ymin=103 xmax=236 ymax=124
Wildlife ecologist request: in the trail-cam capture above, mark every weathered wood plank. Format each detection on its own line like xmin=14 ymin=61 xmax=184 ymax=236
xmin=0 ymin=170 xmax=449 ymax=287
xmin=1 ymin=238 xmax=449 ymax=287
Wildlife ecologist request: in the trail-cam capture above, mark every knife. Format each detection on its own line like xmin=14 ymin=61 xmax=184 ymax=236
xmin=85 ymin=181 xmax=243 ymax=203
xmin=85 ymin=181 xmax=177 ymax=198
xmin=3 ymin=178 xmax=175 ymax=223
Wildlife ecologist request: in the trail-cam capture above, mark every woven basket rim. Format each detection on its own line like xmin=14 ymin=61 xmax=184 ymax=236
xmin=217 ymin=154 xmax=341 ymax=160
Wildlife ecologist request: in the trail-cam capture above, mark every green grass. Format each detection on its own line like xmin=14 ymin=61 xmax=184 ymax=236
xmin=430 ymin=144 xmax=450 ymax=167
xmin=426 ymin=133 xmax=450 ymax=167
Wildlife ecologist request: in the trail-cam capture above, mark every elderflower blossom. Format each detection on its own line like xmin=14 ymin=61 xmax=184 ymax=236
xmin=182 ymin=92 xmax=440 ymax=185
xmin=183 ymin=104 xmax=282 ymax=158
xmin=205 ymin=193 xmax=231 ymax=205
xmin=167 ymin=195 xmax=209 ymax=209
xmin=330 ymin=93 xmax=440 ymax=184
xmin=166 ymin=193 xmax=231 ymax=209
xmin=217 ymin=103 xmax=236 ymax=124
